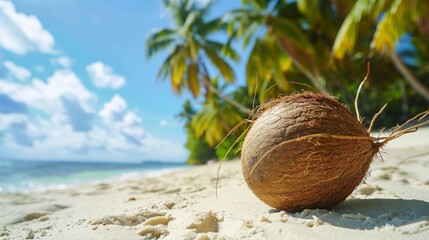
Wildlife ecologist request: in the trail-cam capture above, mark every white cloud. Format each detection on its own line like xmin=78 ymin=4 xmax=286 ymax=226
xmin=0 ymin=72 xmax=187 ymax=162
xmin=96 ymin=94 xmax=187 ymax=160
xmin=0 ymin=0 xmax=55 ymax=54
xmin=99 ymin=94 xmax=145 ymax=146
xmin=99 ymin=94 xmax=127 ymax=124
xmin=86 ymin=61 xmax=125 ymax=89
xmin=52 ymin=56 xmax=72 ymax=68
xmin=0 ymin=69 xmax=96 ymax=134
xmin=0 ymin=69 xmax=95 ymax=114
xmin=3 ymin=60 xmax=31 ymax=81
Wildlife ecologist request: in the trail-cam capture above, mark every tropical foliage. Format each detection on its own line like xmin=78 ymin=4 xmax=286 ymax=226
xmin=177 ymin=100 xmax=217 ymax=164
xmin=147 ymin=0 xmax=429 ymax=164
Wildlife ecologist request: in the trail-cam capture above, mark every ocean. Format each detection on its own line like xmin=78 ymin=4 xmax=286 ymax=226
xmin=0 ymin=160 xmax=187 ymax=193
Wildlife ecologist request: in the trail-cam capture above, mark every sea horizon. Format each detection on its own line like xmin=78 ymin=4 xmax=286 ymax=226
xmin=0 ymin=158 xmax=186 ymax=165
xmin=0 ymin=159 xmax=188 ymax=194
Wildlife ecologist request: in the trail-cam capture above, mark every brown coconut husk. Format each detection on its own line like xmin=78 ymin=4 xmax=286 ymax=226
xmin=240 ymin=91 xmax=429 ymax=212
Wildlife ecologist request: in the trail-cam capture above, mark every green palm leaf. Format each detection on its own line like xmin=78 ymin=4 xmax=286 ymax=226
xmin=157 ymin=46 xmax=179 ymax=79
xmin=170 ymin=47 xmax=188 ymax=92
xmin=202 ymin=46 xmax=235 ymax=82
xmin=187 ymin=62 xmax=200 ymax=97
xmin=371 ymin=0 xmax=429 ymax=53
xmin=198 ymin=18 xmax=225 ymax=36
xmin=331 ymin=0 xmax=390 ymax=59
xmin=245 ymin=33 xmax=292 ymax=101
xmin=146 ymin=38 xmax=176 ymax=58
xmin=191 ymin=96 xmax=243 ymax=146
xmin=146 ymin=28 xmax=177 ymax=44
xmin=204 ymin=40 xmax=240 ymax=62
xmin=270 ymin=16 xmax=313 ymax=53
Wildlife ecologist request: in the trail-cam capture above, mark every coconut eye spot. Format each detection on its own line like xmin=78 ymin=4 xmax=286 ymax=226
xmin=249 ymin=156 xmax=258 ymax=167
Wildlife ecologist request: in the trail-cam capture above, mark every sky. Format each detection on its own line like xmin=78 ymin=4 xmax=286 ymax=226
xmin=0 ymin=0 xmax=241 ymax=162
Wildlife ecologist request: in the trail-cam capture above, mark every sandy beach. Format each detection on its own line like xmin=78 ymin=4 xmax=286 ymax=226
xmin=1 ymin=128 xmax=428 ymax=240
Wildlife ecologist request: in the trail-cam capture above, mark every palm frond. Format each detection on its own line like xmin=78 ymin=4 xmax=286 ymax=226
xmin=187 ymin=62 xmax=200 ymax=97
xmin=242 ymin=22 xmax=259 ymax=47
xmin=331 ymin=0 xmax=390 ymax=59
xmin=183 ymin=11 xmax=197 ymax=33
xmin=270 ymin=16 xmax=313 ymax=53
xmin=204 ymin=40 xmax=240 ymax=62
xmin=371 ymin=0 xmax=429 ymax=54
xmin=146 ymin=38 xmax=176 ymax=58
xmin=191 ymin=94 xmax=243 ymax=146
xmin=198 ymin=18 xmax=225 ymax=37
xmin=245 ymin=34 xmax=291 ymax=101
xmin=202 ymin=46 xmax=235 ymax=82
xmin=170 ymin=47 xmax=188 ymax=93
xmin=188 ymin=36 xmax=199 ymax=60
xmin=146 ymin=28 xmax=177 ymax=43
xmin=224 ymin=8 xmax=263 ymax=39
xmin=157 ymin=46 xmax=180 ymax=79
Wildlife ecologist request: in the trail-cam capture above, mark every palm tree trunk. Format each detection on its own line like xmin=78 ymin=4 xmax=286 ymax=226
xmin=199 ymin=62 xmax=252 ymax=115
xmin=201 ymin=77 xmax=251 ymax=115
xmin=388 ymin=51 xmax=429 ymax=103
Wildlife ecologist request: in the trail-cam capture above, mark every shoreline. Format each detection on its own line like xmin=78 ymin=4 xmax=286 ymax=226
xmin=1 ymin=129 xmax=428 ymax=239
xmin=0 ymin=165 xmax=187 ymax=198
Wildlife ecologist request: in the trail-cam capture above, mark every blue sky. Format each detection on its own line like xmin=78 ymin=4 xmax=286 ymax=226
xmin=0 ymin=0 xmax=241 ymax=162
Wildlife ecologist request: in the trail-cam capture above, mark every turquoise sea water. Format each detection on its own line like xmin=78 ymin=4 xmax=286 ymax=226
xmin=0 ymin=160 xmax=186 ymax=193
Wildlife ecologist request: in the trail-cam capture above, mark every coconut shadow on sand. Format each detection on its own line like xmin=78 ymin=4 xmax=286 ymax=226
xmin=280 ymin=198 xmax=429 ymax=231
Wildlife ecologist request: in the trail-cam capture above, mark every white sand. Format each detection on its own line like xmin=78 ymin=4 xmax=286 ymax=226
xmin=1 ymin=128 xmax=428 ymax=240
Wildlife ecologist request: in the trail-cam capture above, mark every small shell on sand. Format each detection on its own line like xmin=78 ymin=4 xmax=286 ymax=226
xmin=187 ymin=211 xmax=220 ymax=233
xmin=305 ymin=216 xmax=323 ymax=227
xmin=163 ymin=201 xmax=175 ymax=209
xmin=259 ymin=216 xmax=271 ymax=223
xmin=138 ymin=225 xmax=169 ymax=239
xmin=356 ymin=185 xmax=382 ymax=196
xmin=143 ymin=214 xmax=174 ymax=226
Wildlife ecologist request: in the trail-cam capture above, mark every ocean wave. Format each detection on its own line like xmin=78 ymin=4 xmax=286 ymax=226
xmin=0 ymin=166 xmax=187 ymax=194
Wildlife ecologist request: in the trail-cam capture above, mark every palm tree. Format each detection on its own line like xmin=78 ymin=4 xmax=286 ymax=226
xmin=332 ymin=0 xmax=429 ymax=102
xmin=146 ymin=0 xmax=250 ymax=114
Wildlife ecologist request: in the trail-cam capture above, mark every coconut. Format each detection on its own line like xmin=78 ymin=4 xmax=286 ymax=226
xmin=241 ymin=92 xmax=384 ymax=212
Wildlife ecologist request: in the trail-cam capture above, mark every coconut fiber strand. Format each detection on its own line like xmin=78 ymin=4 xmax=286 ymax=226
xmin=241 ymin=92 xmax=382 ymax=212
